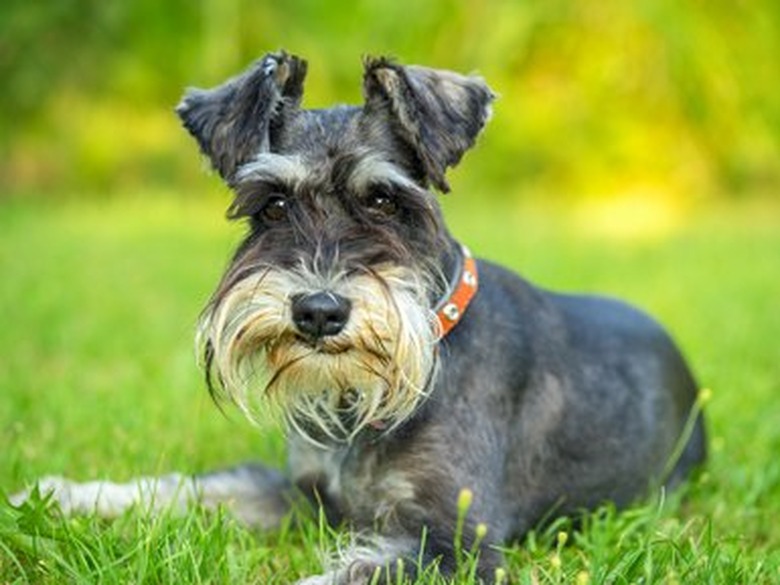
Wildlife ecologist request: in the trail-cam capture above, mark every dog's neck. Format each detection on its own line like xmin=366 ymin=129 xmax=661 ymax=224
xmin=434 ymin=242 xmax=478 ymax=339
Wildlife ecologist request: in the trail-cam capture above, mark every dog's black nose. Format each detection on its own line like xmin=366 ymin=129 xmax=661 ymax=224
xmin=291 ymin=292 xmax=351 ymax=339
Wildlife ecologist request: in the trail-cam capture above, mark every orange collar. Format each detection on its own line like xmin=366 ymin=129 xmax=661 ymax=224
xmin=434 ymin=245 xmax=478 ymax=339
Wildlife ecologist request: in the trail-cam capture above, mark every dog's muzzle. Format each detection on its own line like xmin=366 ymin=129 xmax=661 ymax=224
xmin=197 ymin=265 xmax=439 ymax=444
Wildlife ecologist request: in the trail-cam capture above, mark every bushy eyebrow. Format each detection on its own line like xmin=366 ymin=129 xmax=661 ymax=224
xmin=234 ymin=150 xmax=428 ymax=206
xmin=234 ymin=153 xmax=310 ymax=187
xmin=345 ymin=152 xmax=425 ymax=196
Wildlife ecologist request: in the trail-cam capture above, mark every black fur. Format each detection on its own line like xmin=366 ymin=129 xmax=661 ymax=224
xmin=186 ymin=52 xmax=706 ymax=584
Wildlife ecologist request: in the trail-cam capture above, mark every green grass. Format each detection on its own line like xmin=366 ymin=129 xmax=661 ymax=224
xmin=1 ymin=193 xmax=779 ymax=583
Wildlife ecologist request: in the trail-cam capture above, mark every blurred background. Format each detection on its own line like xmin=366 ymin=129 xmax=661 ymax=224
xmin=2 ymin=0 xmax=778 ymax=210
xmin=3 ymin=6 xmax=780 ymax=575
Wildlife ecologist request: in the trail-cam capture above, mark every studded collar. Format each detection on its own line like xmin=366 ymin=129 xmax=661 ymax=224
xmin=434 ymin=244 xmax=478 ymax=339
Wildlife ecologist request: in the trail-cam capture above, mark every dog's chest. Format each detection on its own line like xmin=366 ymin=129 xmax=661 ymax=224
xmin=289 ymin=438 xmax=418 ymax=528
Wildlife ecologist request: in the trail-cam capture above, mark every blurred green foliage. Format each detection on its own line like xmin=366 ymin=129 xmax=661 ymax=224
xmin=1 ymin=0 xmax=778 ymax=200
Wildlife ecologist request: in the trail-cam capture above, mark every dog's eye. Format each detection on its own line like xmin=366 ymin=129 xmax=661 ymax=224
xmin=259 ymin=195 xmax=289 ymax=223
xmin=365 ymin=188 xmax=399 ymax=217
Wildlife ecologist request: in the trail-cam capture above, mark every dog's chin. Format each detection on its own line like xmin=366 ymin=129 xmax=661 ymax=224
xmin=256 ymin=340 xmax=434 ymax=445
xmin=202 ymin=324 xmax=437 ymax=444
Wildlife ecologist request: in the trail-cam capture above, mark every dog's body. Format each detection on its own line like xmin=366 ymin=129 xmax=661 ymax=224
xmin=12 ymin=52 xmax=705 ymax=584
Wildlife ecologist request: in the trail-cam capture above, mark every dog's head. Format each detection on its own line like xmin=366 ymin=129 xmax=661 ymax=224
xmin=177 ymin=51 xmax=493 ymax=444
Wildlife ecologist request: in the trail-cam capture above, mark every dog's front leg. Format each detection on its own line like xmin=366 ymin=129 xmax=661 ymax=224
xmin=294 ymin=468 xmax=504 ymax=585
xmin=10 ymin=463 xmax=292 ymax=529
xmin=295 ymin=535 xmax=422 ymax=585
xmin=296 ymin=517 xmax=502 ymax=585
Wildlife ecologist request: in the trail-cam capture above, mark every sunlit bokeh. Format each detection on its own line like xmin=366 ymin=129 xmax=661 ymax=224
xmin=2 ymin=0 xmax=778 ymax=226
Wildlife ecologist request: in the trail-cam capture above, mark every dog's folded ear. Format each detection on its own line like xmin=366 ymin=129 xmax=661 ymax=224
xmin=362 ymin=57 xmax=495 ymax=193
xmin=176 ymin=51 xmax=307 ymax=182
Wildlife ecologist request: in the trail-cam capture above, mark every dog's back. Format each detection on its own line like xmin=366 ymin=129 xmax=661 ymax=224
xmin=430 ymin=259 xmax=706 ymax=538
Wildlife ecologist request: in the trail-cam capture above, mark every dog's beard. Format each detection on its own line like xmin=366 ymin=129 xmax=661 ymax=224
xmin=196 ymin=265 xmax=438 ymax=445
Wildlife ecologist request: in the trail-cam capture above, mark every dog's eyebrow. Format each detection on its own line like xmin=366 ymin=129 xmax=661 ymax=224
xmin=235 ymin=154 xmax=309 ymax=187
xmin=347 ymin=153 xmax=422 ymax=194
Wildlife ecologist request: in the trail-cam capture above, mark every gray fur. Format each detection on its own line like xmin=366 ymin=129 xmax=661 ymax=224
xmin=362 ymin=57 xmax=495 ymax=192
xmin=176 ymin=51 xmax=307 ymax=181
xmin=13 ymin=52 xmax=705 ymax=585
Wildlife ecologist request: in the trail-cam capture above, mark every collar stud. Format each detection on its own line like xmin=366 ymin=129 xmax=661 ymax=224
xmin=434 ymin=245 xmax=478 ymax=338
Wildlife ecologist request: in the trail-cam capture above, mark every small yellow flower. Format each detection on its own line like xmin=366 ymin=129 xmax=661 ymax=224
xmin=494 ymin=567 xmax=507 ymax=584
xmin=698 ymin=387 xmax=713 ymax=405
xmin=576 ymin=570 xmax=590 ymax=585
xmin=557 ymin=531 xmax=568 ymax=547
xmin=476 ymin=522 xmax=488 ymax=539
xmin=457 ymin=488 xmax=474 ymax=513
xmin=550 ymin=553 xmax=562 ymax=570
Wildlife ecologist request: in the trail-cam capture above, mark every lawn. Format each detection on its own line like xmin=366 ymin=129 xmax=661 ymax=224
xmin=1 ymin=192 xmax=779 ymax=584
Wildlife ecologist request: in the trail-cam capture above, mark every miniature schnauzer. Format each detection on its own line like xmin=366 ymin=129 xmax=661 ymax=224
xmin=13 ymin=52 xmax=706 ymax=584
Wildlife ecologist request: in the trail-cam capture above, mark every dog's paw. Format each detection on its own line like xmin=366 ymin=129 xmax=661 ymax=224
xmin=10 ymin=476 xmax=81 ymax=510
xmin=295 ymin=561 xmax=380 ymax=585
xmin=9 ymin=475 xmax=154 ymax=517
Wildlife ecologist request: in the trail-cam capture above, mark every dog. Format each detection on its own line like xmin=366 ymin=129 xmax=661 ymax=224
xmin=12 ymin=51 xmax=706 ymax=584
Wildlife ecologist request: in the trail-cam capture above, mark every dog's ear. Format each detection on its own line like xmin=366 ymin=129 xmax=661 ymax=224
xmin=362 ymin=57 xmax=494 ymax=192
xmin=176 ymin=51 xmax=307 ymax=182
